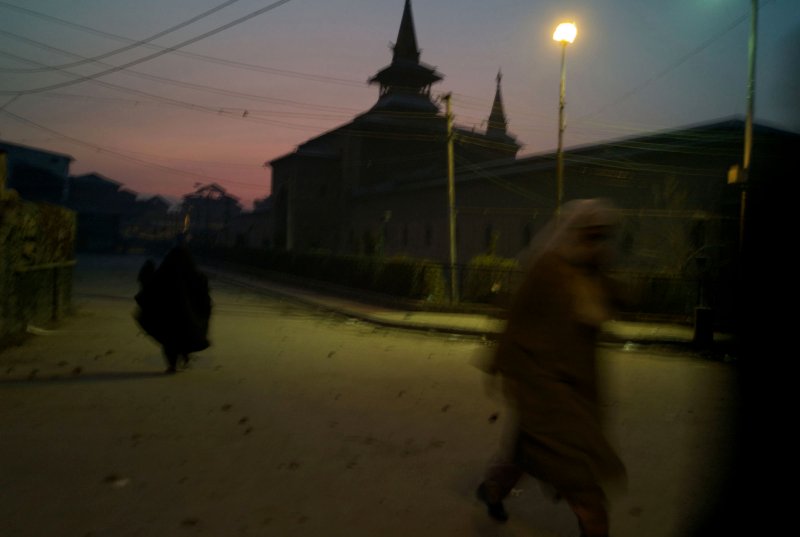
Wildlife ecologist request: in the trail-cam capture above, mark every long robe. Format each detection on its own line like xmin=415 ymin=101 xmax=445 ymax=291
xmin=489 ymin=250 xmax=626 ymax=495
xmin=134 ymin=246 xmax=211 ymax=355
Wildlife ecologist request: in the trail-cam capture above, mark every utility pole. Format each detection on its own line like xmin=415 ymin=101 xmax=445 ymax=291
xmin=444 ymin=93 xmax=458 ymax=303
xmin=0 ymin=150 xmax=7 ymax=198
xmin=740 ymin=0 xmax=758 ymax=252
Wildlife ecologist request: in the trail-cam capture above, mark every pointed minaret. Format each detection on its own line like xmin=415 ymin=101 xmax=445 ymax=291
xmin=485 ymin=70 xmax=519 ymax=152
xmin=486 ymin=70 xmax=509 ymax=137
xmin=367 ymin=0 xmax=443 ymax=113
xmin=393 ymin=0 xmax=420 ymax=63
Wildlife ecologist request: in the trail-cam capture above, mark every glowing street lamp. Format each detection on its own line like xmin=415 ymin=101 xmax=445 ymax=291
xmin=553 ymin=22 xmax=577 ymax=44
xmin=553 ymin=22 xmax=577 ymax=218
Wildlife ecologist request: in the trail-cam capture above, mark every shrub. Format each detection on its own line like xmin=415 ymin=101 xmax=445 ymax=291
xmin=462 ymin=254 xmax=519 ymax=303
xmin=206 ymin=247 xmax=447 ymax=303
xmin=376 ymin=256 xmax=445 ymax=301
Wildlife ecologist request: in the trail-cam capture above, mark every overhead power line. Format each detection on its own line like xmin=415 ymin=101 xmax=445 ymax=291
xmin=0 ymin=107 xmax=269 ymax=191
xmin=0 ymin=0 xmax=243 ymax=73
xmin=0 ymin=48 xmax=355 ymax=132
xmin=574 ymin=1 xmax=773 ymax=124
xmin=0 ymin=1 xmax=365 ymax=88
xmin=0 ymin=0 xmax=296 ymax=95
xmin=0 ymin=35 xmax=362 ymax=114
xmin=454 ymin=153 xmax=551 ymax=205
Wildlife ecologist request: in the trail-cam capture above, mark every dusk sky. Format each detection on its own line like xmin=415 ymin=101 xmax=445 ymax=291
xmin=1 ymin=0 xmax=798 ymax=210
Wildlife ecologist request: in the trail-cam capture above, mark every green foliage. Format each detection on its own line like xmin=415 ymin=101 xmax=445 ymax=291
xmin=325 ymin=255 xmax=381 ymax=289
xmin=462 ymin=254 xmax=519 ymax=303
xmin=419 ymin=261 xmax=447 ymax=303
xmin=36 ymin=204 xmax=76 ymax=263
xmin=376 ymin=256 xmax=445 ymax=300
xmin=207 ymin=247 xmax=446 ymax=303
xmin=1 ymin=200 xmax=76 ymax=344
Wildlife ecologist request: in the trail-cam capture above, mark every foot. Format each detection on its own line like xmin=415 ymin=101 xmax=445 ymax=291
xmin=476 ymin=483 xmax=508 ymax=523
xmin=165 ymin=366 xmax=177 ymax=374
xmin=180 ymin=354 xmax=190 ymax=368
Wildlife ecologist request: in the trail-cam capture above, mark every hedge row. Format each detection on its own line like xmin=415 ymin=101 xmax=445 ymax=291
xmin=203 ymin=247 xmax=447 ymax=303
xmin=194 ymin=245 xmax=726 ymax=322
xmin=461 ymin=254 xmax=521 ymax=303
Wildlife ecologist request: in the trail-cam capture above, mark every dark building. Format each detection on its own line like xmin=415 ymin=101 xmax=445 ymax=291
xmin=269 ymin=0 xmax=520 ymax=253
xmin=0 ymin=140 xmax=73 ymax=204
xmin=1 ymin=141 xmax=148 ymax=252
xmin=65 ymin=173 xmax=138 ymax=252
xmin=263 ymin=0 xmax=798 ymax=324
xmin=124 ymin=195 xmax=180 ymax=248
xmin=180 ymin=183 xmax=243 ymax=246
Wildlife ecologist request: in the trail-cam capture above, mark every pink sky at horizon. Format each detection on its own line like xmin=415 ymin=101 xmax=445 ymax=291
xmin=1 ymin=0 xmax=798 ymax=211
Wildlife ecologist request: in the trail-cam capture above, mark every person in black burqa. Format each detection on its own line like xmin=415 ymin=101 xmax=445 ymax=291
xmin=135 ymin=238 xmax=212 ymax=374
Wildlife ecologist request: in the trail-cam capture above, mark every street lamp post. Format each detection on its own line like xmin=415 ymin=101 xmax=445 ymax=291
xmin=553 ymin=22 xmax=577 ymax=219
xmin=444 ymin=93 xmax=458 ymax=303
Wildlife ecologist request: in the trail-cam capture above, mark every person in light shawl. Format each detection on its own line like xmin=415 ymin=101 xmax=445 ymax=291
xmin=477 ymin=199 xmax=627 ymax=537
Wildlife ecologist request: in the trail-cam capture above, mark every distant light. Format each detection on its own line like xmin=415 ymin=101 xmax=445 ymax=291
xmin=553 ymin=22 xmax=577 ymax=44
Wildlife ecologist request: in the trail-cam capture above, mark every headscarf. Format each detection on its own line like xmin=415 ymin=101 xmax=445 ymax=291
xmin=521 ymin=198 xmax=619 ymax=270
xmin=137 ymin=259 xmax=157 ymax=287
xmin=157 ymin=244 xmax=197 ymax=279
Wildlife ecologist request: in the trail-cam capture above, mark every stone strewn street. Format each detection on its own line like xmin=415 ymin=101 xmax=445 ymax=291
xmin=0 ymin=254 xmax=738 ymax=537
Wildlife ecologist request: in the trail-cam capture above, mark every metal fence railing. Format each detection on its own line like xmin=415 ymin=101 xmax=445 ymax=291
xmin=196 ymin=246 xmax=734 ymax=327
xmin=445 ymin=262 xmax=730 ymax=325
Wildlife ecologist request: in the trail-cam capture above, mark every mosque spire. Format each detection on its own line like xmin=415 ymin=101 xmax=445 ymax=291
xmin=486 ymin=69 xmax=509 ymax=137
xmin=367 ymin=0 xmax=442 ymax=113
xmin=393 ymin=0 xmax=420 ymax=63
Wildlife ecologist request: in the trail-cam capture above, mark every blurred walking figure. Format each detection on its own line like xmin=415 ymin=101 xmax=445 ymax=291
xmin=137 ymin=258 xmax=157 ymax=289
xmin=134 ymin=237 xmax=212 ymax=374
xmin=476 ymin=199 xmax=626 ymax=537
